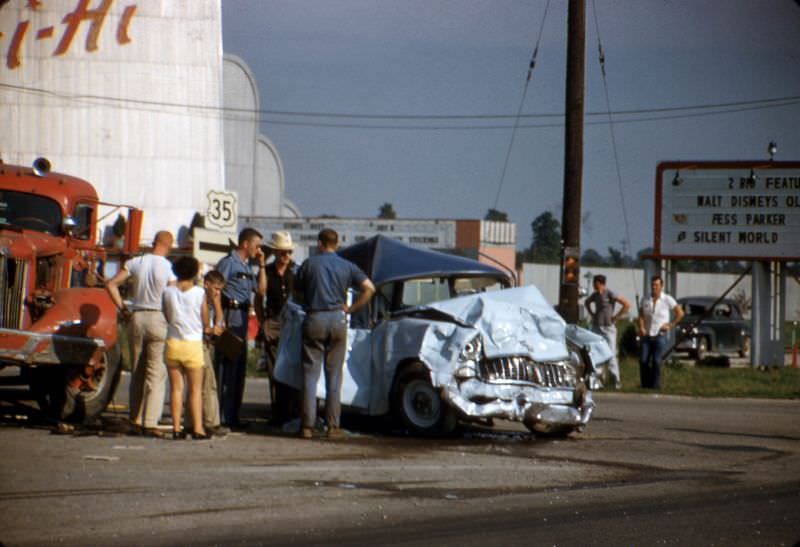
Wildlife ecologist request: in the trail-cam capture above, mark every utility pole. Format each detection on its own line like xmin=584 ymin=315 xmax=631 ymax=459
xmin=558 ymin=0 xmax=586 ymax=323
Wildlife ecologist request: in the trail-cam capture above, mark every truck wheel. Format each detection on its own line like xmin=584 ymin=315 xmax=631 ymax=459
xmin=391 ymin=362 xmax=456 ymax=437
xmin=74 ymin=343 xmax=123 ymax=422
xmin=28 ymin=344 xmax=122 ymax=423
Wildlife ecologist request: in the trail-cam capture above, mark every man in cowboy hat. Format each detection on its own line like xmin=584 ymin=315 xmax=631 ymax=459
xmin=255 ymin=231 xmax=299 ymax=424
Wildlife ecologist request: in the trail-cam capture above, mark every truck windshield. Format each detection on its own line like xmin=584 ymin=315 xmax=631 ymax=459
xmin=0 ymin=191 xmax=62 ymax=235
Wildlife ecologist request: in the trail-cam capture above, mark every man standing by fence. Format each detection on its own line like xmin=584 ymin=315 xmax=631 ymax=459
xmin=585 ymin=274 xmax=630 ymax=389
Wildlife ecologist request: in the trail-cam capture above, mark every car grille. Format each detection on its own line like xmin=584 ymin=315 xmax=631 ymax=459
xmin=0 ymin=255 xmax=27 ymax=329
xmin=478 ymin=357 xmax=575 ymax=388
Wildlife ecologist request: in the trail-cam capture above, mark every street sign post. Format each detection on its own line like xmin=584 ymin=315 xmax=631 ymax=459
xmin=206 ymin=190 xmax=238 ymax=232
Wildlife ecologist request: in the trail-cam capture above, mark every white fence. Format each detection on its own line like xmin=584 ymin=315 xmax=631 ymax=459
xmin=520 ymin=263 xmax=800 ymax=321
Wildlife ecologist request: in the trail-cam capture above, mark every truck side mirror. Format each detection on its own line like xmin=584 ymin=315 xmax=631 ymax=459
xmin=123 ymin=209 xmax=143 ymax=254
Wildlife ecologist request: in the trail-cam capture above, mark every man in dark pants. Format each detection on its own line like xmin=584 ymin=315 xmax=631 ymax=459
xmin=215 ymin=228 xmax=266 ymax=428
xmin=638 ymin=275 xmax=683 ymax=389
xmin=295 ymin=229 xmax=375 ymax=439
xmin=254 ymin=231 xmax=298 ymax=424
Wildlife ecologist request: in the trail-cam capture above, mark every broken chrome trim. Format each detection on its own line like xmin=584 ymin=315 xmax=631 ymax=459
xmin=442 ymin=377 xmax=594 ymax=426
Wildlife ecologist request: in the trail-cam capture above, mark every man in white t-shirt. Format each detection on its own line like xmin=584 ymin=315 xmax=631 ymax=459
xmin=106 ymin=231 xmax=176 ymax=437
xmin=638 ymin=275 xmax=683 ymax=389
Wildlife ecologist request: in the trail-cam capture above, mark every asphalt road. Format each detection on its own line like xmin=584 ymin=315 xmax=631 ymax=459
xmin=1 ymin=372 xmax=798 ymax=546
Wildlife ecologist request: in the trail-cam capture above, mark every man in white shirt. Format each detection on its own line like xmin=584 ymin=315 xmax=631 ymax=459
xmin=106 ymin=231 xmax=176 ymax=436
xmin=638 ymin=275 xmax=683 ymax=389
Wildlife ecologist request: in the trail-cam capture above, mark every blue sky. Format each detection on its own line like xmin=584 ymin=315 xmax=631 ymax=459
xmin=221 ymin=0 xmax=800 ymax=254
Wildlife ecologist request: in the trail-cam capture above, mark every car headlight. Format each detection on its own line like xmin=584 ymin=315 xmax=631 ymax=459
xmin=459 ymin=334 xmax=483 ymax=362
xmin=456 ymin=335 xmax=482 ymax=380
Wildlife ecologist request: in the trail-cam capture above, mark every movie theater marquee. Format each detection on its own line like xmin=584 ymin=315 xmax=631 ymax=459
xmin=655 ymin=161 xmax=800 ymax=260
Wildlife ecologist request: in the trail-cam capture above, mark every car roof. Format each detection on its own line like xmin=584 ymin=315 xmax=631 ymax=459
xmin=678 ymin=297 xmax=740 ymax=311
xmin=338 ymin=234 xmax=509 ymax=286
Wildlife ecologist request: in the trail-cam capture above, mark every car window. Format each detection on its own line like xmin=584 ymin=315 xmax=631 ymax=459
xmin=713 ymin=303 xmax=732 ymax=318
xmin=71 ymin=203 xmax=94 ymax=240
xmin=401 ymin=278 xmax=450 ymax=307
xmin=682 ymin=302 xmax=708 ymax=316
xmin=453 ymin=276 xmax=504 ymax=296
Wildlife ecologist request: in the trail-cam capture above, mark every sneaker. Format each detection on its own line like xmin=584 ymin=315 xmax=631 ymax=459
xmin=326 ymin=426 xmax=345 ymax=440
xmin=300 ymin=427 xmax=313 ymax=439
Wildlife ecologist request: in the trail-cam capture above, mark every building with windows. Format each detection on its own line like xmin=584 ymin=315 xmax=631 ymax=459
xmin=240 ymin=216 xmax=517 ymax=275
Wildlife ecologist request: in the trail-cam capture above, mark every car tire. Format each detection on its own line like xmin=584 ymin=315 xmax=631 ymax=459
xmin=392 ymin=362 xmax=456 ymax=437
xmin=694 ymin=337 xmax=708 ymax=362
xmin=739 ymin=336 xmax=751 ymax=359
xmin=28 ymin=344 xmax=122 ymax=423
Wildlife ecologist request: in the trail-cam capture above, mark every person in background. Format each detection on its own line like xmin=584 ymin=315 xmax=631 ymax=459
xmin=638 ymin=275 xmax=684 ymax=389
xmin=584 ymin=274 xmax=630 ymax=389
xmin=197 ymin=269 xmax=228 ymax=437
xmin=162 ymin=256 xmax=210 ymax=440
xmin=106 ymin=231 xmax=175 ymax=438
xmin=295 ymin=229 xmax=375 ymax=440
xmin=255 ymin=231 xmax=298 ymax=425
xmin=215 ymin=228 xmax=267 ymax=428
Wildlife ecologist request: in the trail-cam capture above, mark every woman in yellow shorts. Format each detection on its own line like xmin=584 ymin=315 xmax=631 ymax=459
xmin=162 ymin=256 xmax=211 ymax=440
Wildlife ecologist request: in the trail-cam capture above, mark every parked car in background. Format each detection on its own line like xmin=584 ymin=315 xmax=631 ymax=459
xmin=675 ymin=297 xmax=751 ymax=361
xmin=275 ymin=235 xmax=612 ymax=437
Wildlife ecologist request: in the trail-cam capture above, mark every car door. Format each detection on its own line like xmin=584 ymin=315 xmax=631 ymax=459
xmin=331 ymin=288 xmax=372 ymax=410
xmin=711 ymin=302 xmax=736 ymax=351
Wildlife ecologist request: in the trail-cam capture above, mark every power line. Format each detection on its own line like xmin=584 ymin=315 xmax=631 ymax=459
xmin=493 ymin=0 xmax=551 ymax=210
xmin=591 ymin=0 xmax=639 ymax=300
xmin=2 ymin=81 xmax=799 ymax=124
xmin=256 ymin=99 xmax=800 ymax=130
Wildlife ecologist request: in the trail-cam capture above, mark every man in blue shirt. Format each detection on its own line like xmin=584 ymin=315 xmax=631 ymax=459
xmin=295 ymin=229 xmax=375 ymax=439
xmin=215 ymin=227 xmax=267 ymax=427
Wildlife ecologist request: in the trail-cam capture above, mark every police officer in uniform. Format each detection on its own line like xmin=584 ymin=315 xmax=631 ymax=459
xmin=215 ymin=228 xmax=266 ymax=428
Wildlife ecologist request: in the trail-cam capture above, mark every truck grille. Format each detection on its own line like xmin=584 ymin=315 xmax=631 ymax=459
xmin=478 ymin=357 xmax=575 ymax=388
xmin=0 ymin=255 xmax=27 ymax=329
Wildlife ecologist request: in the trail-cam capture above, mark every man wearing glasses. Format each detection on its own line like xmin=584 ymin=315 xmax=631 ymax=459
xmin=255 ymin=231 xmax=298 ymax=424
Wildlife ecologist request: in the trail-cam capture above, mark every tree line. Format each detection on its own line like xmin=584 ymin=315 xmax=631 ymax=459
xmin=507 ymin=210 xmax=754 ymax=273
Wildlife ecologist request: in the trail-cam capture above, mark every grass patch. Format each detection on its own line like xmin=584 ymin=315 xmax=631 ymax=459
xmin=600 ymin=356 xmax=800 ymax=399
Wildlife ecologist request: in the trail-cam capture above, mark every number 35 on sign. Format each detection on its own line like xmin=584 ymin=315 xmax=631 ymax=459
xmin=206 ymin=190 xmax=238 ymax=231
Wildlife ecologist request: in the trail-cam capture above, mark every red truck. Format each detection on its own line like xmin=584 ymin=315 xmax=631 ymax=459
xmin=0 ymin=157 xmax=142 ymax=422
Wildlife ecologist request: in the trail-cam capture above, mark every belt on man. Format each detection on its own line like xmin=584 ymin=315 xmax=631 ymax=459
xmin=132 ymin=308 xmax=160 ymax=313
xmin=222 ymin=298 xmax=250 ymax=310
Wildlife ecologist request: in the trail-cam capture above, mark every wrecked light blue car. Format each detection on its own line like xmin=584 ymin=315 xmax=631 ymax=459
xmin=275 ymin=235 xmax=612 ymax=436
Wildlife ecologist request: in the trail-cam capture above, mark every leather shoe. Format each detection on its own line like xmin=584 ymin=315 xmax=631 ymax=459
xmin=206 ymin=425 xmax=230 ymax=438
xmin=300 ymin=427 xmax=313 ymax=439
xmin=190 ymin=431 xmax=211 ymax=440
xmin=326 ymin=426 xmax=345 ymax=440
xmin=142 ymin=427 xmax=166 ymax=439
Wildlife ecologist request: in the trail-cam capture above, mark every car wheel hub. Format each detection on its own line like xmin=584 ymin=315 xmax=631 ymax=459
xmin=403 ymin=379 xmax=440 ymax=428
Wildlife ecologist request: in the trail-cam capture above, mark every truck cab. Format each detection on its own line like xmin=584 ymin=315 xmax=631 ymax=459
xmin=0 ymin=158 xmax=142 ymax=421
